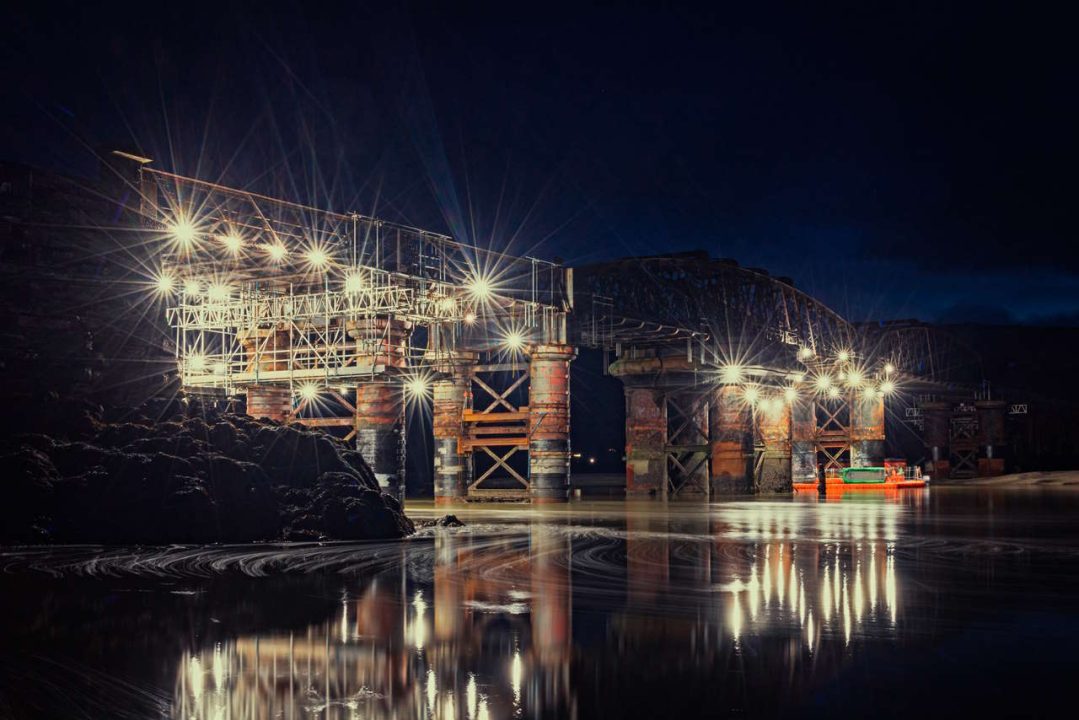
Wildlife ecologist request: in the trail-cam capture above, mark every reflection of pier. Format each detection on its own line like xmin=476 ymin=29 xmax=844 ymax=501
xmin=173 ymin=519 xmax=573 ymax=719
xmin=605 ymin=496 xmax=922 ymax=715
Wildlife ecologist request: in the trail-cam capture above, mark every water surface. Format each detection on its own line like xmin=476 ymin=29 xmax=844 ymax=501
xmin=2 ymin=488 xmax=1078 ymax=718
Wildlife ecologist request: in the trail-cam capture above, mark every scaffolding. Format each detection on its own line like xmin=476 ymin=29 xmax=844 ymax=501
xmin=140 ymin=168 xmax=570 ymax=397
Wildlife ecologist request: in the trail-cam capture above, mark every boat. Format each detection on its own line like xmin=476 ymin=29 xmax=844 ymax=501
xmin=826 ymin=460 xmax=929 ymax=492
xmin=795 ymin=459 xmax=930 ymax=494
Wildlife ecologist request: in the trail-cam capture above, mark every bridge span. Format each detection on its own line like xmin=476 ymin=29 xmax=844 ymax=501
xmin=138 ymin=166 xmax=1006 ymax=501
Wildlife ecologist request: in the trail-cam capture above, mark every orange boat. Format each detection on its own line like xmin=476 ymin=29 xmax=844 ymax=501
xmin=796 ymin=460 xmax=929 ymax=494
xmin=827 ymin=461 xmax=928 ymax=492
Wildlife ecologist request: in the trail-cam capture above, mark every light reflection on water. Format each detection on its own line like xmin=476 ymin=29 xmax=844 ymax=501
xmin=172 ymin=495 xmax=925 ymax=719
xmin=174 ymin=520 xmax=576 ymax=720
xmin=4 ymin=489 xmax=1079 ymax=719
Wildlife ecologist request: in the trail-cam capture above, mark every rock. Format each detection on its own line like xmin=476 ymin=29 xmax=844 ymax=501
xmin=1 ymin=446 xmax=59 ymax=541
xmin=416 ymin=514 xmax=466 ymax=529
xmin=210 ymin=422 xmax=238 ymax=452
xmin=48 ymin=441 xmax=118 ymax=476
xmin=0 ymin=405 xmax=414 ymax=544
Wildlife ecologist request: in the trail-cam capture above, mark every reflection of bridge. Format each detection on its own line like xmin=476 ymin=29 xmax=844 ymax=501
xmin=173 ymin=523 xmax=575 ymax=720
xmin=171 ymin=498 xmax=925 ymax=719
xmin=136 ymin=162 xmax=1009 ymax=501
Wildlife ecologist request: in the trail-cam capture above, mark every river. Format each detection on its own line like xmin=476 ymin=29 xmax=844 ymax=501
xmin=2 ymin=488 xmax=1078 ymax=718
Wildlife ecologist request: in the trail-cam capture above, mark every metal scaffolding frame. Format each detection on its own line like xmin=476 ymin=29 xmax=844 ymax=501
xmin=463 ymin=361 xmax=532 ymax=498
xmin=140 ymin=168 xmax=571 ymax=399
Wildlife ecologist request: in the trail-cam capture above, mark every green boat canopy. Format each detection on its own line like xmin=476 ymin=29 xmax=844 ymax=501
xmin=841 ymin=467 xmax=888 ymax=484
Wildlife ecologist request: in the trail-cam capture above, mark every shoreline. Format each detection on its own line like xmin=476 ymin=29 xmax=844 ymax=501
xmin=934 ymin=470 xmax=1079 ymax=488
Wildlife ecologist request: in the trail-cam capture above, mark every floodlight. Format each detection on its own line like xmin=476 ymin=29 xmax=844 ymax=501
xmin=468 ymin=275 xmax=493 ymax=301
xmin=405 ymin=376 xmax=430 ymax=398
xmin=222 ymin=232 xmax=243 ymax=254
xmin=720 ymin=363 xmax=744 ymax=384
xmin=306 ymin=247 xmax=329 ymax=268
xmin=504 ymin=330 xmax=525 ymax=352
xmin=743 ymin=385 xmax=760 ymax=404
xmin=154 ymin=272 xmax=175 ymax=294
xmin=267 ymin=243 xmax=287 ymax=262
xmin=344 ymin=272 xmax=364 ymax=294
xmin=171 ymin=218 xmax=197 ymax=246
xmin=207 ymin=284 xmax=230 ymax=302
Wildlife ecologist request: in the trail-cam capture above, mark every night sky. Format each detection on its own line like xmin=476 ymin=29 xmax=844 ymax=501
xmin=3 ymin=1 xmax=1076 ymax=325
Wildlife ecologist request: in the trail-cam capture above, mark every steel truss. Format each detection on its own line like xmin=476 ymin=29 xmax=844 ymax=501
xmin=815 ymin=396 xmax=852 ymax=474
xmin=291 ymin=390 xmax=358 ymax=440
xmin=464 ymin=361 xmax=531 ymax=499
xmin=859 ymin=321 xmax=984 ymax=387
xmin=664 ymin=393 xmax=710 ymax=497
xmin=572 ymin=252 xmax=852 ymax=365
xmin=949 ymin=413 xmax=978 ymax=478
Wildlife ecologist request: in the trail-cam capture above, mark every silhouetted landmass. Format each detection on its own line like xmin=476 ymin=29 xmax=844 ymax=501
xmin=1 ymin=395 xmax=414 ymax=544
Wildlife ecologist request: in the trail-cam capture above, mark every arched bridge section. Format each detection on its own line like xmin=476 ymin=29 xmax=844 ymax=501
xmin=571 ymin=251 xmax=852 ymax=371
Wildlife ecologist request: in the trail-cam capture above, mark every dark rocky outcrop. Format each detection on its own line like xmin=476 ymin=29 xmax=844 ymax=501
xmin=416 ymin=514 xmax=466 ymax=529
xmin=0 ymin=396 xmax=414 ymax=544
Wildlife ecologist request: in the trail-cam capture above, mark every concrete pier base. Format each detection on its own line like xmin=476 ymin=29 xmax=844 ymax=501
xmin=432 ymin=353 xmax=476 ymax=505
xmin=355 ymin=382 xmax=405 ymax=499
xmin=708 ymin=385 xmax=751 ymax=494
xmin=791 ymin=398 xmax=819 ymax=488
xmin=528 ymin=344 xmax=576 ymax=503
xmin=624 ymin=387 xmax=667 ymax=496
xmin=758 ymin=400 xmax=792 ymax=492
xmin=850 ymin=388 xmax=884 ymax=468
xmin=245 ymin=385 xmax=292 ymax=422
xmin=851 ymin=392 xmax=886 ymax=467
